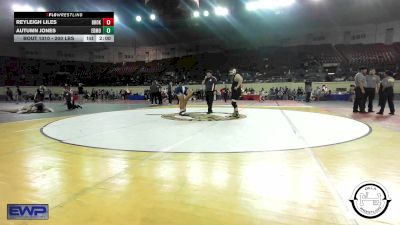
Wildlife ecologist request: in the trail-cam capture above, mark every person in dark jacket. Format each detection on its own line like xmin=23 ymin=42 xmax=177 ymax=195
xmin=156 ymin=81 xmax=163 ymax=105
xmin=202 ymin=70 xmax=217 ymax=114
xmin=150 ymin=81 xmax=158 ymax=105
xmin=167 ymin=81 xmax=173 ymax=104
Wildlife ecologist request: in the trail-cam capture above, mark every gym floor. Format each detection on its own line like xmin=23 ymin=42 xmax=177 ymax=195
xmin=0 ymin=100 xmax=399 ymax=225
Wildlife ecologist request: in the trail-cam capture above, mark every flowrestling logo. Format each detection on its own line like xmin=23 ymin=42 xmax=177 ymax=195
xmin=349 ymin=181 xmax=391 ymax=219
xmin=7 ymin=204 xmax=49 ymax=220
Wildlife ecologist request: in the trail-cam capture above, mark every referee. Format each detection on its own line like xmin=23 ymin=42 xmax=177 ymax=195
xmin=377 ymin=71 xmax=395 ymax=115
xmin=364 ymin=69 xmax=380 ymax=112
xmin=202 ymin=70 xmax=217 ymax=114
xmin=353 ymin=67 xmax=367 ymax=113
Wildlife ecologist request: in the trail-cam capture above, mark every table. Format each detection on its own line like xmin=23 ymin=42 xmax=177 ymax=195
xmin=242 ymin=95 xmax=260 ymax=100
xmin=128 ymin=95 xmax=145 ymax=100
xmin=327 ymin=94 xmax=351 ymax=101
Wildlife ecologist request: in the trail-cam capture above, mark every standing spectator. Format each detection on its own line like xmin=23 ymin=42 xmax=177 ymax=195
xmin=125 ymin=87 xmax=131 ymax=99
xmin=313 ymin=87 xmax=321 ymax=101
xmin=72 ymin=91 xmax=79 ymax=105
xmin=321 ymin=85 xmax=328 ymax=94
xmin=156 ymin=81 xmax=162 ymax=105
xmin=305 ymin=81 xmax=312 ymax=102
xmin=378 ymin=79 xmax=383 ymax=108
xmin=35 ymin=85 xmax=45 ymax=102
xmin=6 ymin=87 xmax=14 ymax=101
xmin=353 ymin=67 xmax=367 ymax=113
xmin=48 ymin=88 xmax=53 ymax=101
xmin=349 ymin=85 xmax=355 ymax=102
xmin=91 ymin=88 xmax=96 ymax=102
xmin=120 ymin=89 xmax=125 ymax=100
xmin=78 ymin=83 xmax=85 ymax=104
xmin=364 ymin=69 xmax=380 ymax=112
xmin=34 ymin=88 xmax=40 ymax=102
xmin=167 ymin=81 xmax=173 ymax=104
xmin=150 ymin=81 xmax=158 ymax=105
xmin=64 ymin=85 xmax=73 ymax=109
xmin=16 ymin=86 xmax=22 ymax=103
xmin=40 ymin=85 xmax=46 ymax=101
xmin=377 ymin=71 xmax=395 ymax=115
xmin=259 ymin=88 xmax=265 ymax=102
xmin=221 ymin=82 xmax=228 ymax=103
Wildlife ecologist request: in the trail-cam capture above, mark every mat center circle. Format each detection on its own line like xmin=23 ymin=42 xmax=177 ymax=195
xmin=41 ymin=107 xmax=370 ymax=153
xmin=161 ymin=112 xmax=246 ymax=121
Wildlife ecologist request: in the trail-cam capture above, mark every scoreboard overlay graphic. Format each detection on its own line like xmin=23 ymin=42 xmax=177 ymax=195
xmin=14 ymin=12 xmax=114 ymax=42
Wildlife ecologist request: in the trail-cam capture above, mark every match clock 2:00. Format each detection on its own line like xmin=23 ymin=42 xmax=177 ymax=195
xmin=98 ymin=36 xmax=112 ymax=41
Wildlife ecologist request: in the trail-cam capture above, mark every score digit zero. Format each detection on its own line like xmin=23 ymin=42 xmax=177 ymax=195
xmin=103 ymin=26 xmax=114 ymax=34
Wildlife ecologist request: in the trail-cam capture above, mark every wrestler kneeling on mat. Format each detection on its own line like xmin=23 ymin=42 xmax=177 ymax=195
xmin=175 ymin=82 xmax=193 ymax=116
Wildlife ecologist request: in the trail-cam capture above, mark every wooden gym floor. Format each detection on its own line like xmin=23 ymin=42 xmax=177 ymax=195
xmin=0 ymin=100 xmax=399 ymax=225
